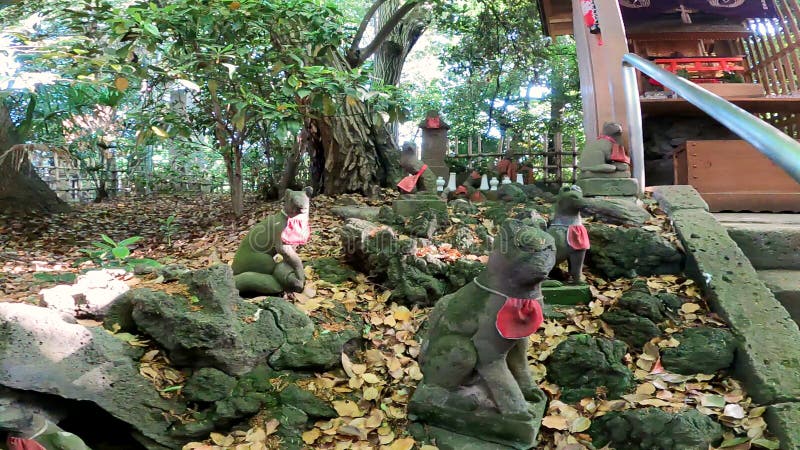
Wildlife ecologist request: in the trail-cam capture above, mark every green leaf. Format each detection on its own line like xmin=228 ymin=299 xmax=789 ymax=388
xmin=111 ymin=246 xmax=131 ymax=260
xmin=142 ymin=22 xmax=160 ymax=36
xmin=112 ymin=332 xmax=137 ymax=342
xmin=118 ymin=236 xmax=143 ymax=246
xmin=126 ymin=258 xmax=162 ymax=268
xmin=33 ymin=272 xmax=77 ymax=283
xmin=101 ymin=234 xmax=117 ymax=246
xmin=160 ymin=385 xmax=183 ymax=393
xmin=720 ymin=437 xmax=750 ymax=447
xmin=751 ymin=438 xmax=780 ymax=449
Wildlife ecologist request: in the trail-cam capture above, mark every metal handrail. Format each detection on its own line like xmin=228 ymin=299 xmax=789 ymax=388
xmin=621 ymin=53 xmax=800 ymax=193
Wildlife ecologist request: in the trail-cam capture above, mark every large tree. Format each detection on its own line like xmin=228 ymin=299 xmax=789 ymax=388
xmin=0 ymin=101 xmax=69 ymax=215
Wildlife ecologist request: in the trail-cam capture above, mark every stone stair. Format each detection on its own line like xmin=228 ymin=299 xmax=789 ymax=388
xmin=715 ymin=213 xmax=800 ymax=323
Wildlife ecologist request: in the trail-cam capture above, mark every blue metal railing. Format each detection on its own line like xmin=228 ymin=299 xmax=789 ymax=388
xmin=621 ymin=53 xmax=800 ymax=192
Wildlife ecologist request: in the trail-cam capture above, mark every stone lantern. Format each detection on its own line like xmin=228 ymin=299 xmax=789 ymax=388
xmin=419 ymin=110 xmax=450 ymax=179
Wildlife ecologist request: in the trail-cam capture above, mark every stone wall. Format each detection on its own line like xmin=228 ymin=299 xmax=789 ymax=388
xmin=643 ymin=117 xmax=737 ymax=186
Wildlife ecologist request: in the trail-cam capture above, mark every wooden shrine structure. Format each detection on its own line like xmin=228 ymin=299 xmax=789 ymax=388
xmin=538 ymin=0 xmax=800 ymax=211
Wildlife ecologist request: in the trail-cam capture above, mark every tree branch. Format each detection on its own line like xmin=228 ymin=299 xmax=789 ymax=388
xmin=347 ymin=0 xmax=392 ymax=63
xmin=348 ymin=0 xmax=423 ymax=68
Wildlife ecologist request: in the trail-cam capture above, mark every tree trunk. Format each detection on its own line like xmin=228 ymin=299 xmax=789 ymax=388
xmin=309 ymin=99 xmax=398 ymax=195
xmin=278 ymin=135 xmax=303 ymax=199
xmin=302 ymin=1 xmax=426 ymax=194
xmin=223 ymin=147 xmax=244 ymax=217
xmin=374 ymin=0 xmax=427 ymax=141
xmin=0 ymin=103 xmax=69 ymax=215
xmin=305 ymin=51 xmax=400 ymax=195
xmin=374 ymin=0 xmax=426 ymax=87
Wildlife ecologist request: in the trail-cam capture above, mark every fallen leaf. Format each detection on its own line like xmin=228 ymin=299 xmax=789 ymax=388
xmin=302 ymin=428 xmax=321 ymax=445
xmin=383 ymin=437 xmax=415 ymax=450
xmin=542 ymin=415 xmax=569 ymax=430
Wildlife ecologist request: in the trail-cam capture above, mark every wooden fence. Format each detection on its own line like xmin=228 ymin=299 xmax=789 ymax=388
xmin=449 ymin=132 xmax=580 ymax=185
xmin=737 ymin=0 xmax=800 ymax=136
xmin=31 ymin=154 xmax=227 ymax=203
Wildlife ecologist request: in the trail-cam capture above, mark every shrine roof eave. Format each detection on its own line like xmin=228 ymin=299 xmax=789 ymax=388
xmin=538 ymin=0 xmax=574 ymax=38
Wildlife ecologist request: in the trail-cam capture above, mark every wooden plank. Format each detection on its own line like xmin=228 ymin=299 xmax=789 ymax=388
xmin=640 ymin=97 xmax=800 ymax=116
xmin=679 ymin=140 xmax=800 ymax=212
xmin=701 ymin=193 xmax=800 ymax=212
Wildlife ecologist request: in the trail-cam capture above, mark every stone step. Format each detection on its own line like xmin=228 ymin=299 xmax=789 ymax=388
xmin=715 ymin=213 xmax=800 ymax=270
xmin=758 ymin=270 xmax=800 ymax=324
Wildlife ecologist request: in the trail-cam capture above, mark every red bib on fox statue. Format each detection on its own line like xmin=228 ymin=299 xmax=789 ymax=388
xmin=397 ymin=164 xmax=429 ymax=193
xmin=598 ymin=135 xmax=631 ymax=165
xmin=495 ymin=297 xmax=544 ymax=339
xmin=7 ymin=438 xmax=46 ymax=450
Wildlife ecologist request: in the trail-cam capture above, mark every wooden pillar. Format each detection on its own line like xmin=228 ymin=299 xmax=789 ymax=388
xmin=572 ymin=0 xmax=630 ymax=140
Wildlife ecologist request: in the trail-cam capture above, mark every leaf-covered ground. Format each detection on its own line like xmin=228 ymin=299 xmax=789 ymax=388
xmin=0 ymin=193 xmax=779 ymax=450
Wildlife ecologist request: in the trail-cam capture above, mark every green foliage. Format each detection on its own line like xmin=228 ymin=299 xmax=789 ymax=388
xmin=160 ymin=214 xmax=179 ymax=246
xmin=33 ymin=272 xmax=78 ymax=283
xmin=79 ymin=234 xmax=159 ymax=270
xmin=721 ymin=71 xmax=744 ymax=83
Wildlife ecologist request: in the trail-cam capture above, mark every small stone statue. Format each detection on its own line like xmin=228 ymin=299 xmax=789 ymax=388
xmin=546 ymin=185 xmax=589 ymax=284
xmin=578 ymin=122 xmax=631 ymax=179
xmin=398 ymin=141 xmax=437 ymax=193
xmin=0 ymin=406 xmax=90 ymax=450
xmin=232 ymin=188 xmax=312 ymax=295
xmin=409 ymin=220 xmax=553 ymax=448
xmin=496 ymin=155 xmax=519 ymax=182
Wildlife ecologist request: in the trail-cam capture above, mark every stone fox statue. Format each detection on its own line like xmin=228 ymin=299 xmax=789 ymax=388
xmin=414 ymin=220 xmax=555 ymax=418
xmin=546 ymin=185 xmax=589 ymax=284
xmin=577 ymin=122 xmax=631 ymax=178
xmin=232 ymin=188 xmax=312 ymax=295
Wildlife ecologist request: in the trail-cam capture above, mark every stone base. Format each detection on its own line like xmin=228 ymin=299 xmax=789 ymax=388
xmin=543 ymin=284 xmax=592 ymax=305
xmin=392 ymin=194 xmax=447 ymax=218
xmin=408 ymin=384 xmax=546 ymax=450
xmin=577 ymin=178 xmax=639 ymax=197
xmin=409 ymin=424 xmax=514 ymax=450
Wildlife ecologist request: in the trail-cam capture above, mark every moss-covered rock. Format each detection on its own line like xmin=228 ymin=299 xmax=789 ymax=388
xmin=308 ymin=258 xmax=358 ymax=284
xmin=589 ymin=408 xmax=723 ymax=450
xmin=587 ymin=223 xmax=684 ymax=279
xmin=617 ymin=284 xmax=668 ymax=322
xmin=601 ymin=309 xmax=661 ymax=348
xmin=184 ymin=368 xmax=237 ymax=403
xmin=546 ymin=334 xmax=634 ymax=402
xmin=662 ymin=327 xmax=737 ymax=375
xmin=496 ymin=183 xmax=527 ymax=203
xmin=449 ymin=199 xmax=477 ymax=215
xmin=278 ymin=384 xmax=336 ymax=419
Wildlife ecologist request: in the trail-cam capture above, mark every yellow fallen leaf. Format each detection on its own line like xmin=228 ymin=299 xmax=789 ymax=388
xmin=210 ymin=432 xmax=234 ymax=446
xmin=365 ymin=409 xmax=384 ymax=428
xmin=362 ymin=373 xmax=381 ymax=384
xmin=342 ymin=353 xmax=355 ymax=378
xmin=333 ymin=400 xmax=364 ymax=418
xmin=264 ymin=419 xmax=279 ymax=436
xmin=542 ymin=415 xmax=569 ymax=430
xmin=681 ymin=303 xmax=701 ymax=314
xmin=383 ymin=437 xmax=415 ymax=450
xmin=363 ymin=386 xmax=380 ymax=401
xmin=246 ymin=426 xmax=267 ymax=442
xmin=569 ymin=416 xmax=591 ymax=433
xmin=302 ymin=428 xmax=321 ymax=444
xmin=392 ymin=306 xmax=412 ymax=321
xmin=636 ymin=383 xmax=656 ymax=395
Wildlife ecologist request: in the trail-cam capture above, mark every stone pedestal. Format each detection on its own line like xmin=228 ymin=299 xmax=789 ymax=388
xmin=542 ymin=283 xmax=592 ymax=305
xmin=577 ymin=178 xmax=639 ymax=197
xmin=408 ymin=383 xmax=546 ymax=450
xmin=392 ymin=193 xmax=447 ymax=219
